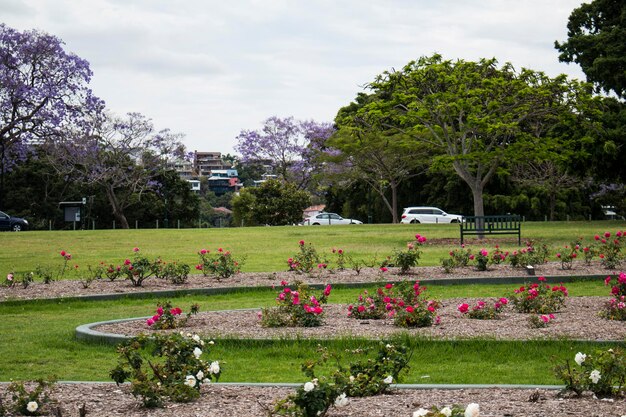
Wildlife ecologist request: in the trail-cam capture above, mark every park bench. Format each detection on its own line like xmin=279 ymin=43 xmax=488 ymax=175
xmin=460 ymin=215 xmax=521 ymax=245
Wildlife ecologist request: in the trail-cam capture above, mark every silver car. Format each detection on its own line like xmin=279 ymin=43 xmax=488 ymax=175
xmin=303 ymin=212 xmax=363 ymax=225
xmin=400 ymin=207 xmax=463 ymax=224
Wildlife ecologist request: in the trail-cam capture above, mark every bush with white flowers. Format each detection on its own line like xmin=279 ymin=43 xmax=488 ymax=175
xmin=5 ymin=378 xmax=56 ymax=416
xmin=553 ymin=347 xmax=625 ymax=398
xmin=110 ymin=332 xmax=221 ymax=408
xmin=271 ymin=342 xmax=411 ymax=416
xmin=412 ymin=403 xmax=480 ymax=417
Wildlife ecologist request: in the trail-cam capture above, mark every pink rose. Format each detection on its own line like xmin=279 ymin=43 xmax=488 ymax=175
xmin=323 ymin=285 xmax=332 ymax=297
xmin=458 ymin=303 xmax=469 ymax=313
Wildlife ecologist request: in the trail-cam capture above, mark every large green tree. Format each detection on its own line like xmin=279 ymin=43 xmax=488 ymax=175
xmin=232 ymin=179 xmax=310 ymax=226
xmin=351 ymin=54 xmax=593 ymax=218
xmin=555 ymin=0 xmax=626 ymax=98
xmin=328 ymin=105 xmax=428 ymax=223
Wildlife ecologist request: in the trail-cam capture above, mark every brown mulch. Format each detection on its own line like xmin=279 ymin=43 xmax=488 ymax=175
xmin=2 ymin=262 xmax=625 ymax=417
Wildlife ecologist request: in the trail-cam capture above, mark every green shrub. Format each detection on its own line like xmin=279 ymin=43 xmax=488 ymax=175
xmin=110 ymin=332 xmax=220 ymax=408
xmin=554 ymin=348 xmax=626 ymax=398
xmin=508 ymin=278 xmax=568 ymax=314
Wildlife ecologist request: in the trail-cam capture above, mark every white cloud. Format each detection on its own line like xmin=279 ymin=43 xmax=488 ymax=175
xmin=1 ymin=0 xmax=586 ymax=153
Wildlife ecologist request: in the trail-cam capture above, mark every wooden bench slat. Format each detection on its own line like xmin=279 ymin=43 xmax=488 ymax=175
xmin=460 ymin=215 xmax=521 ymax=245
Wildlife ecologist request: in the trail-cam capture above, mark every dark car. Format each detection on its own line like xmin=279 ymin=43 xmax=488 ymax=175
xmin=0 ymin=211 xmax=29 ymax=231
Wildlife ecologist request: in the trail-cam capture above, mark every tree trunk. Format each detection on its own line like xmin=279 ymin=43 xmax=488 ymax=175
xmin=390 ymin=182 xmax=399 ymax=224
xmin=105 ymin=185 xmax=129 ymax=229
xmin=470 ymin=183 xmax=486 ymax=240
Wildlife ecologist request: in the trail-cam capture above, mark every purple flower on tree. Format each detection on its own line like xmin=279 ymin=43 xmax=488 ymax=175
xmin=0 ymin=23 xmax=103 ymax=206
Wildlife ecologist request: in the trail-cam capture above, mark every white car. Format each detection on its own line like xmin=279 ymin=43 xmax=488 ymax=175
xmin=303 ymin=213 xmax=363 ymax=225
xmin=400 ymin=207 xmax=463 ymax=224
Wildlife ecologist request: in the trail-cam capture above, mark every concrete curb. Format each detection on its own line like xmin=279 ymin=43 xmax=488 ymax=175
xmin=76 ymin=310 xmax=625 ymax=346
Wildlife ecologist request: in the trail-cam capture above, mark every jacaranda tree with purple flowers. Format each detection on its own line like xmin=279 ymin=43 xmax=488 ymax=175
xmin=234 ymin=116 xmax=334 ymax=189
xmin=0 ymin=24 xmax=102 ymax=207
xmin=49 ymin=112 xmax=187 ymax=229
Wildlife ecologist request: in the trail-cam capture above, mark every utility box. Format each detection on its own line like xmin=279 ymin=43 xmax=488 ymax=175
xmin=59 ymin=200 xmax=86 ymax=228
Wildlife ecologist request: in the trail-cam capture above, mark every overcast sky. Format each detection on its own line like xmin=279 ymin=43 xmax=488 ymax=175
xmin=2 ymin=0 xmax=586 ymax=154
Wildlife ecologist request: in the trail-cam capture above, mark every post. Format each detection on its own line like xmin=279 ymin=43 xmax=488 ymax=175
xmin=177 ymin=219 xmax=180 ymax=229
xmin=73 ymin=221 xmax=76 ymax=231
xmin=113 ymin=220 xmax=115 ymax=229
xmin=156 ymin=220 xmax=159 ymax=229
xmin=135 ymin=220 xmax=138 ymax=229
xmin=92 ymin=220 xmax=95 ymax=230
xmin=49 ymin=220 xmax=52 ymax=231
xmin=544 ymin=215 xmax=548 ymax=222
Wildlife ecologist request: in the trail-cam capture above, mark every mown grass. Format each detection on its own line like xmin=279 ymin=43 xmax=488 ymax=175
xmin=0 ymin=281 xmax=620 ymax=383
xmin=1 ymin=221 xmax=625 ymax=274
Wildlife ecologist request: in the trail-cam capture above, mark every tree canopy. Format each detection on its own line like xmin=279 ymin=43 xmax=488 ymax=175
xmin=555 ymin=0 xmax=626 ymax=98
xmin=232 ymin=179 xmax=310 ymax=226
xmin=345 ymin=54 xmax=594 ymax=218
xmin=0 ymin=23 xmax=102 ymax=206
xmin=234 ymin=116 xmax=334 ymax=188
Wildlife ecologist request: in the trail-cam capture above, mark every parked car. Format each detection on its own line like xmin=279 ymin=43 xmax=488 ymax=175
xmin=400 ymin=207 xmax=463 ymax=224
xmin=303 ymin=212 xmax=363 ymax=225
xmin=0 ymin=211 xmax=29 ymax=231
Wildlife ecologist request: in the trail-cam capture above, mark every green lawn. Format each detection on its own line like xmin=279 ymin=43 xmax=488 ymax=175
xmin=1 ymin=223 xmax=624 ymax=386
xmin=0 ymin=281 xmax=621 ymax=383
xmin=1 ymin=221 xmax=625 ymax=273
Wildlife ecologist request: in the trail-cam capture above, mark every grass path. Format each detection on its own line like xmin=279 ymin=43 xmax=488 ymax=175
xmin=1 ymin=281 xmax=621 ymax=383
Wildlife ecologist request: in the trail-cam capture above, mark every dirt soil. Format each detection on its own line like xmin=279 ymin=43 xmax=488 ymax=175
xmin=2 ymin=262 xmax=625 ymax=416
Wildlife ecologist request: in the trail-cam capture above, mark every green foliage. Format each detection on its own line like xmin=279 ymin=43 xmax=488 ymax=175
xmin=261 ymin=282 xmax=331 ymax=328
xmin=110 ymin=332 xmax=220 ymax=408
xmin=146 ymin=301 xmax=199 ymax=329
xmin=341 ymin=53 xmax=595 ymax=218
xmin=459 ymin=299 xmax=508 ymax=320
xmin=595 ymin=231 xmax=624 ymax=269
xmin=152 ymin=260 xmax=191 ymax=284
xmin=196 ymin=248 xmax=243 ymax=279
xmin=6 ymin=378 xmax=56 ymax=416
xmin=391 ymin=281 xmax=440 ymax=328
xmin=555 ymin=0 xmax=626 ymax=98
xmin=554 ymin=348 xmax=626 ymax=398
xmin=287 ymin=240 xmax=322 ymax=274
xmin=121 ymin=253 xmax=155 ymax=287
xmin=3 ymin=271 xmax=33 ymax=289
xmin=393 ymin=244 xmax=421 ymax=274
xmin=508 ymin=240 xmax=550 ymax=268
xmin=272 ymin=342 xmax=411 ymax=416
xmin=413 ymin=404 xmax=478 ymax=417
xmin=509 ymin=278 xmax=568 ymax=314
xmin=232 ymin=179 xmax=310 ymax=226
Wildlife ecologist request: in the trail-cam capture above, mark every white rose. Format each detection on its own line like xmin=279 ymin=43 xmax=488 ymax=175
xmin=303 ymin=381 xmax=315 ymax=392
xmin=196 ymin=370 xmax=204 ymax=380
xmin=192 ymin=334 xmax=201 ymax=342
xmin=193 ymin=347 xmax=202 ymax=359
xmin=209 ymin=361 xmax=220 ymax=374
xmin=184 ymin=375 xmax=196 ymax=387
xmin=26 ymin=401 xmax=38 ymax=412
xmin=464 ymin=403 xmax=480 ymax=417
xmin=589 ymin=369 xmax=601 ymax=384
xmin=574 ymin=352 xmax=586 ymax=366
xmin=441 ymin=406 xmax=452 ymax=417
xmin=203 ymin=378 xmax=211 ymax=384
xmin=413 ymin=408 xmax=429 ymax=417
xmin=334 ymin=393 xmax=349 ymax=407
xmin=349 ymin=375 xmax=355 ymax=383
xmin=383 ymin=375 xmax=393 ymax=384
